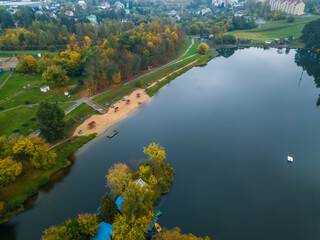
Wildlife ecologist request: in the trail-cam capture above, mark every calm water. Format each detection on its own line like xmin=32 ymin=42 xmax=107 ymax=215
xmin=1 ymin=48 xmax=320 ymax=240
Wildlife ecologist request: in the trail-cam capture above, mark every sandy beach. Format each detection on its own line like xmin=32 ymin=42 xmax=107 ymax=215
xmin=74 ymin=89 xmax=150 ymax=136
xmin=74 ymin=58 xmax=199 ymax=136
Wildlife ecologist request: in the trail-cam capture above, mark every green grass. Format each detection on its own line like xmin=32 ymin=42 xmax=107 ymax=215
xmin=64 ymin=103 xmax=101 ymax=137
xmin=178 ymin=37 xmax=192 ymax=56
xmin=0 ymin=134 xmax=96 ymax=224
xmin=0 ymin=71 xmax=11 ymax=86
xmin=0 ymin=50 xmax=58 ymax=58
xmin=230 ymin=15 xmax=320 ymax=41
xmin=0 ymin=106 xmax=39 ymax=136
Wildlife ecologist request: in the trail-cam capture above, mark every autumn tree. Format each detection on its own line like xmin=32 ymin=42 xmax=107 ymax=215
xmin=153 ymin=227 xmax=211 ymax=240
xmin=0 ymin=158 xmax=22 ymax=186
xmin=143 ymin=142 xmax=166 ymax=164
xmin=121 ymin=181 xmax=155 ymax=218
xmin=106 ymin=163 xmax=132 ymax=197
xmin=15 ymin=54 xmax=37 ymax=73
xmin=138 ymin=165 xmax=157 ymax=188
xmin=112 ymin=72 xmax=121 ymax=84
xmin=112 ymin=213 xmax=153 ymax=240
xmin=98 ymin=193 xmax=118 ymax=224
xmin=37 ymin=102 xmax=65 ymax=142
xmin=197 ymin=43 xmax=209 ymax=55
xmin=12 ymin=135 xmax=56 ymax=169
xmin=37 ymin=53 xmax=54 ymax=73
xmin=42 ymin=65 xmax=69 ymax=86
xmin=42 ymin=213 xmax=99 ymax=240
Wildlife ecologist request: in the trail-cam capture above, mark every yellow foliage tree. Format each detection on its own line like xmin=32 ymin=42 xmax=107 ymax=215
xmin=197 ymin=43 xmax=209 ymax=55
xmin=12 ymin=135 xmax=56 ymax=170
xmin=143 ymin=143 xmax=166 ymax=163
xmin=113 ymin=72 xmax=121 ymax=84
xmin=105 ymin=163 xmax=132 ymax=196
xmin=0 ymin=157 xmax=22 ymax=186
xmin=84 ymin=36 xmax=91 ymax=48
xmin=154 ymin=227 xmax=211 ymax=240
xmin=112 ymin=213 xmax=153 ymax=240
xmin=138 ymin=165 xmax=157 ymax=188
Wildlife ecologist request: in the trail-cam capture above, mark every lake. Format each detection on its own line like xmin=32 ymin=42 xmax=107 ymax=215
xmin=1 ymin=47 xmax=320 ymax=240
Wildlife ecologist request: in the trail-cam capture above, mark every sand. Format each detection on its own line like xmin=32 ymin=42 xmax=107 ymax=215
xmin=74 ymin=89 xmax=150 ymax=136
xmin=74 ymin=58 xmax=199 ymax=136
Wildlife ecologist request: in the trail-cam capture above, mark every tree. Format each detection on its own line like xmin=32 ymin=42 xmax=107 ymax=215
xmin=138 ymin=165 xmax=157 ymax=188
xmin=98 ymin=193 xmax=118 ymax=224
xmin=197 ymin=43 xmax=209 ymax=55
xmin=121 ymin=181 xmax=155 ymax=218
xmin=12 ymin=135 xmax=56 ymax=169
xmin=113 ymin=72 xmax=121 ymax=84
xmin=42 ymin=213 xmax=99 ymax=240
xmin=37 ymin=102 xmax=65 ymax=142
xmin=106 ymin=163 xmax=132 ymax=196
xmin=287 ymin=16 xmax=294 ymax=23
xmin=143 ymin=143 xmax=166 ymax=164
xmin=153 ymin=227 xmax=210 ymax=240
xmin=42 ymin=65 xmax=69 ymax=86
xmin=301 ymin=18 xmax=320 ymax=50
xmin=0 ymin=8 xmax=14 ymax=30
xmin=15 ymin=55 xmax=37 ymax=73
xmin=0 ymin=158 xmax=22 ymax=186
xmin=112 ymin=213 xmax=153 ymax=240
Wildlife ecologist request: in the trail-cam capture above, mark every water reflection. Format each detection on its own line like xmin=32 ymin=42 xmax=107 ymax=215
xmin=294 ymin=49 xmax=320 ymax=105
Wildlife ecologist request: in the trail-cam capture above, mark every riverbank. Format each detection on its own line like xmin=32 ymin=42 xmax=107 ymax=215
xmin=74 ymin=58 xmax=203 ymax=136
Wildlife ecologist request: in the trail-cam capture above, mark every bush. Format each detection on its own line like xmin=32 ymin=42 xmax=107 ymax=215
xmin=25 ymin=101 xmax=30 ymax=104
xmin=197 ymin=43 xmax=209 ymax=55
xmin=135 ymin=79 xmax=142 ymax=88
xmin=287 ymin=16 xmax=294 ymax=23
xmin=39 ymin=176 xmax=49 ymax=186
xmin=98 ymin=193 xmax=118 ymax=224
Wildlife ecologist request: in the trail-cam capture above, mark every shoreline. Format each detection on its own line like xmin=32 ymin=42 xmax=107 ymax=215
xmin=74 ymin=59 xmax=200 ymax=137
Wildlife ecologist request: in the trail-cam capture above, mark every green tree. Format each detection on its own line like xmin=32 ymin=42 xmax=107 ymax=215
xmin=153 ymin=227 xmax=210 ymax=240
xmin=287 ymin=16 xmax=294 ymax=23
xmin=197 ymin=43 xmax=209 ymax=55
xmin=0 ymin=158 xmax=22 ymax=186
xmin=106 ymin=163 xmax=132 ymax=197
xmin=42 ymin=65 xmax=69 ymax=86
xmin=12 ymin=135 xmax=56 ymax=169
xmin=98 ymin=193 xmax=118 ymax=224
xmin=37 ymin=102 xmax=65 ymax=142
xmin=112 ymin=213 xmax=153 ymax=240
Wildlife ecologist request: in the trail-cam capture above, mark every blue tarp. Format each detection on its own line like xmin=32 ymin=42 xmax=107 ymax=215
xmin=147 ymin=217 xmax=158 ymax=231
xmin=92 ymin=222 xmax=114 ymax=240
xmin=115 ymin=196 xmax=124 ymax=210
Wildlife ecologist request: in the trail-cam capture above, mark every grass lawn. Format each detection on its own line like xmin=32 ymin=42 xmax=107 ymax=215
xmin=230 ymin=15 xmax=320 ymax=41
xmin=64 ymin=103 xmax=101 ymax=137
xmin=0 ymin=50 xmax=58 ymax=58
xmin=0 ymin=71 xmax=11 ymax=86
xmin=0 ymin=134 xmax=96 ymax=224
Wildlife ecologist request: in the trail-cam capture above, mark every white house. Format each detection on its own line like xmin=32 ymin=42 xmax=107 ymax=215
xmin=78 ymin=0 xmax=86 ymax=9
xmin=136 ymin=179 xmax=147 ymax=187
xmin=40 ymin=85 xmax=50 ymax=92
xmin=115 ymin=1 xmax=124 ymax=9
xmin=169 ymin=10 xmax=177 ymax=16
xmin=99 ymin=1 xmax=110 ymax=9
xmin=234 ymin=11 xmax=243 ymax=16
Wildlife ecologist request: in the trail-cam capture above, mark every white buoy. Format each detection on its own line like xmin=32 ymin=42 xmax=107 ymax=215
xmin=287 ymin=156 xmax=293 ymax=163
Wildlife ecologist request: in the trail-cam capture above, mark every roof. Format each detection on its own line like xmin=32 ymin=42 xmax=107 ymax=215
xmin=115 ymin=196 xmax=124 ymax=210
xmin=91 ymin=222 xmax=114 ymax=240
xmin=88 ymin=121 xmax=96 ymax=126
xmin=136 ymin=178 xmax=147 ymax=187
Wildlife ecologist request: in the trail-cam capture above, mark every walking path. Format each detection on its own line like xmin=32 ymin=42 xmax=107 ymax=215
xmin=0 ymin=71 xmax=12 ymax=90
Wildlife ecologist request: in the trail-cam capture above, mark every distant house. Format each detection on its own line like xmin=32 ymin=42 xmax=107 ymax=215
xmin=86 ymin=14 xmax=98 ymax=25
xmin=114 ymin=1 xmax=124 ymax=9
xmin=49 ymin=12 xmax=57 ymax=18
xmin=265 ymin=40 xmax=272 ymax=44
xmin=201 ymin=8 xmax=212 ymax=15
xmin=175 ymin=15 xmax=181 ymax=21
xmin=65 ymin=10 xmax=74 ymax=17
xmin=234 ymin=11 xmax=243 ymax=16
xmin=40 ymin=85 xmax=50 ymax=92
xmin=78 ymin=0 xmax=86 ymax=9
xmin=169 ymin=10 xmax=177 ymax=16
xmin=99 ymin=2 xmax=110 ymax=9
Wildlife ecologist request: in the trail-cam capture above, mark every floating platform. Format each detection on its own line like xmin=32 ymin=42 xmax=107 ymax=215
xmin=107 ymin=130 xmax=118 ymax=138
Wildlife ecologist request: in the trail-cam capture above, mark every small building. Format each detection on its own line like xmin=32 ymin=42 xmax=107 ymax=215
xmin=136 ymin=178 xmax=147 ymax=187
xmin=91 ymin=222 xmax=114 ymax=240
xmin=99 ymin=1 xmax=110 ymax=9
xmin=87 ymin=121 xmax=96 ymax=129
xmin=65 ymin=10 xmax=74 ymax=17
xmin=115 ymin=196 xmax=124 ymax=210
xmin=265 ymin=40 xmax=272 ymax=44
xmin=114 ymin=1 xmax=124 ymax=9
xmin=234 ymin=11 xmax=243 ymax=16
xmin=86 ymin=14 xmax=98 ymax=25
xmin=78 ymin=0 xmax=86 ymax=9
xmin=40 ymin=85 xmax=50 ymax=92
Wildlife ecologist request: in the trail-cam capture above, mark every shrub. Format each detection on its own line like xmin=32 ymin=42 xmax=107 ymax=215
xmin=135 ymin=79 xmax=142 ymax=88
xmin=197 ymin=43 xmax=209 ymax=55
xmin=287 ymin=16 xmax=294 ymax=23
